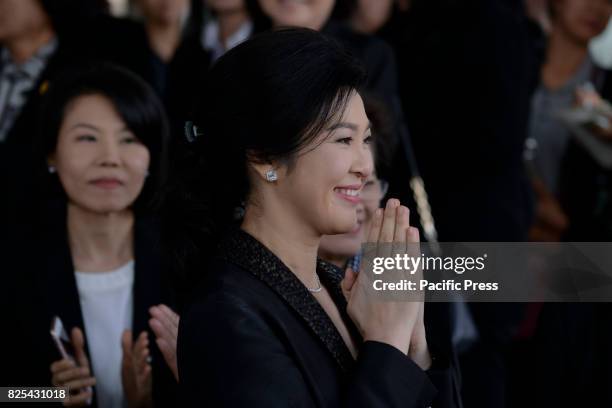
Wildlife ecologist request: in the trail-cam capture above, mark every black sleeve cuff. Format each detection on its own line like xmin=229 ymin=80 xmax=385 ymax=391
xmin=348 ymin=341 xmax=437 ymax=407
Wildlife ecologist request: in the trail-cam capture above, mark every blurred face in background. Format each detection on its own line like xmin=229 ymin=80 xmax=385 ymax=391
xmin=136 ymin=0 xmax=190 ymax=26
xmin=552 ymin=0 xmax=612 ymax=44
xmin=206 ymin=0 xmax=245 ymax=14
xmin=0 ymin=0 xmax=51 ymax=44
xmin=49 ymin=94 xmax=150 ymax=214
xmin=351 ymin=0 xmax=393 ymax=34
xmin=258 ymin=0 xmax=335 ymax=30
xmin=319 ymin=172 xmax=386 ymax=266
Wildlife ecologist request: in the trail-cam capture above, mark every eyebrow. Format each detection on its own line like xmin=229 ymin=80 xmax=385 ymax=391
xmin=327 ymin=121 xmax=372 ymax=132
xmin=68 ymin=123 xmax=131 ymax=133
xmin=69 ymin=123 xmax=100 ymax=132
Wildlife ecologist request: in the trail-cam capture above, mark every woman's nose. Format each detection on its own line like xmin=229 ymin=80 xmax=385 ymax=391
xmin=98 ymin=139 xmax=121 ymax=167
xmin=352 ymin=145 xmax=374 ymax=180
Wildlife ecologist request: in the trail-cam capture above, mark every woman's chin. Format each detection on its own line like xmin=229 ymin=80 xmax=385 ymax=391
xmin=330 ymin=221 xmax=360 ymax=236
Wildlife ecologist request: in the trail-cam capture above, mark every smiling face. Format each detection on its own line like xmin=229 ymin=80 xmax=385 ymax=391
xmin=552 ymin=0 xmax=612 ymax=43
xmin=318 ymin=171 xmax=384 ymax=264
xmin=258 ymin=0 xmax=335 ymax=30
xmin=266 ymin=92 xmax=373 ymax=236
xmin=49 ymin=94 xmax=150 ymax=214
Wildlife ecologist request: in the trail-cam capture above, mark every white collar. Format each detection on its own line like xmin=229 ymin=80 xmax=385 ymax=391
xmin=202 ymin=18 xmax=253 ymax=62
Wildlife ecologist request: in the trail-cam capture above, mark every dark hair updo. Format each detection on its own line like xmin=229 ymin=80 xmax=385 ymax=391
xmin=168 ymin=28 xmax=366 ymax=284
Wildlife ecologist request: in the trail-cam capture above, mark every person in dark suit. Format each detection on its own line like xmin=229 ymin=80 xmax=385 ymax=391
xmin=1 ymin=65 xmax=177 ymax=407
xmin=0 ymin=0 xmax=156 ymax=230
xmin=0 ymin=0 xmax=70 ymax=227
xmin=173 ymin=28 xmax=460 ymax=407
xmin=131 ymin=0 xmax=212 ymax=138
xmin=381 ymin=1 xmax=542 ymax=407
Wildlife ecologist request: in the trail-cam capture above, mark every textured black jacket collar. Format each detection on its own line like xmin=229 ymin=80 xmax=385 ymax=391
xmin=216 ymin=227 xmax=359 ymax=373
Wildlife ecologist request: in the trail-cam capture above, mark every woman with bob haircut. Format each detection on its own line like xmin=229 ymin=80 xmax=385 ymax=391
xmin=3 ymin=64 xmax=178 ymax=407
xmin=175 ymin=28 xmax=459 ymax=407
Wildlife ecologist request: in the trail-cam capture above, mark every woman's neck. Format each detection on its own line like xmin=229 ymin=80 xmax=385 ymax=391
xmin=67 ymin=203 xmax=134 ymax=272
xmin=6 ymin=25 xmax=55 ymax=64
xmin=318 ymin=250 xmax=349 ymax=270
xmin=241 ymin=204 xmax=320 ymax=290
xmin=542 ymin=25 xmax=590 ymax=90
xmin=216 ymin=9 xmax=249 ymax=48
xmin=146 ymin=20 xmax=182 ymax=62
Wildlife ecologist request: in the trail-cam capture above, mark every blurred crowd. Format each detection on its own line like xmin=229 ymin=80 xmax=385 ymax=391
xmin=1 ymin=0 xmax=612 ymax=407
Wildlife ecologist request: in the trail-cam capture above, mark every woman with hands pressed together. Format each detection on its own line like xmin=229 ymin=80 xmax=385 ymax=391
xmin=175 ymin=28 xmax=458 ymax=407
xmin=5 ymin=64 xmax=178 ymax=407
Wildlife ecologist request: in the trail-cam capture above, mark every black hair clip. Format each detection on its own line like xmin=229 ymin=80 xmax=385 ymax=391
xmin=184 ymin=121 xmax=204 ymax=143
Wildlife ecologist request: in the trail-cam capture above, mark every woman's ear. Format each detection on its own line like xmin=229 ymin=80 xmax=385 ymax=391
xmin=250 ymin=162 xmax=280 ymax=183
xmin=247 ymin=151 xmax=285 ymax=183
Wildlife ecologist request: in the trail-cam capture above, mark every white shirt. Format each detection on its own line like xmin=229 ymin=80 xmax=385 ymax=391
xmin=75 ymin=260 xmax=135 ymax=408
xmin=202 ymin=18 xmax=253 ymax=63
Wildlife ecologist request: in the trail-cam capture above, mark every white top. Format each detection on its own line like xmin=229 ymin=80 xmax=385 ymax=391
xmin=75 ymin=261 xmax=135 ymax=408
xmin=202 ymin=18 xmax=253 ymax=62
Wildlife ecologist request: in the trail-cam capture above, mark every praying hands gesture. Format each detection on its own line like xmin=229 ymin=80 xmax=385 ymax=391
xmin=342 ymin=198 xmax=432 ymax=370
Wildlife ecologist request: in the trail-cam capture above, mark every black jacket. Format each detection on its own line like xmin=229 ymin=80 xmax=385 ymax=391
xmin=1 ymin=206 xmax=177 ymax=406
xmin=178 ymin=228 xmax=461 ymax=407
xmin=0 ymin=43 xmax=77 ymax=229
xmin=389 ymin=0 xmax=537 ymax=241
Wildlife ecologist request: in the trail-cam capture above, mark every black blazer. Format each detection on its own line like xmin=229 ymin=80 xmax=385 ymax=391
xmin=178 ymin=228 xmax=461 ymax=407
xmin=0 ymin=43 xmax=77 ymax=229
xmin=389 ymin=0 xmax=537 ymax=242
xmin=1 ymin=205 xmax=177 ymax=406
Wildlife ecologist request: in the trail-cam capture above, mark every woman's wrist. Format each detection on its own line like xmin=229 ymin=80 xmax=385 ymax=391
xmin=409 ymin=341 xmax=432 ymax=370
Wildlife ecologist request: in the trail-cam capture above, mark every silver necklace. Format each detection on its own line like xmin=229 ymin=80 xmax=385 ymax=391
xmin=308 ymin=272 xmax=322 ymax=293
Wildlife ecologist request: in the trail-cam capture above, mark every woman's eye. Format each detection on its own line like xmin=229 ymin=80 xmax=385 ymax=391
xmin=336 ymin=137 xmax=352 ymax=145
xmin=121 ymin=136 xmax=139 ymax=144
xmin=364 ymin=135 xmax=373 ymax=145
xmin=76 ymin=135 xmax=96 ymax=142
